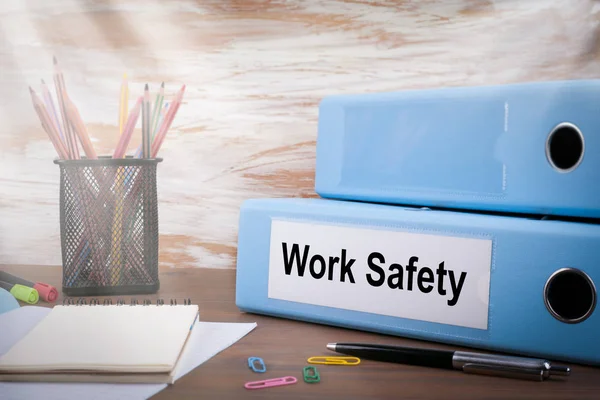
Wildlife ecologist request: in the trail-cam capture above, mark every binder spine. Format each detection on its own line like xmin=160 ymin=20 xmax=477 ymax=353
xmin=235 ymin=197 xmax=600 ymax=366
xmin=314 ymin=79 xmax=600 ymax=218
xmin=61 ymin=297 xmax=193 ymax=306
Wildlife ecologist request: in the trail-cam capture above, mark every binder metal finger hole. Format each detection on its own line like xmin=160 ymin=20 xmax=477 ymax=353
xmin=544 ymin=267 xmax=597 ymax=324
xmin=545 ymin=122 xmax=585 ymax=173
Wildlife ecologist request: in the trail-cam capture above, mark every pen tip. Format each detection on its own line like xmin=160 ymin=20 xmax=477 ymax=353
xmin=145 ymin=83 xmax=149 ymax=90
xmin=41 ymin=78 xmax=45 ymax=84
xmin=326 ymin=343 xmax=336 ymax=351
xmin=53 ymin=55 xmax=57 ymax=65
xmin=161 ymin=81 xmax=164 ymax=87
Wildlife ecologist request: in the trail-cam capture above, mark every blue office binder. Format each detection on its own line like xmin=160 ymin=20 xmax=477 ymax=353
xmin=314 ymin=79 xmax=600 ymax=218
xmin=235 ymin=197 xmax=600 ymax=366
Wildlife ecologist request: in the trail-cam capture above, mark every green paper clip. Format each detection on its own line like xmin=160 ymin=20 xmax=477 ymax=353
xmin=10 ymin=284 xmax=39 ymax=304
xmin=303 ymin=365 xmax=320 ymax=383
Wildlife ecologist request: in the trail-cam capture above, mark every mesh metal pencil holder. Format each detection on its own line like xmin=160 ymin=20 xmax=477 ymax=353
xmin=54 ymin=156 xmax=163 ymax=296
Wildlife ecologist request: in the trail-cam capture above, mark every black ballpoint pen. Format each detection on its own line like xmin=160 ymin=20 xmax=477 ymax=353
xmin=327 ymin=343 xmax=571 ymax=381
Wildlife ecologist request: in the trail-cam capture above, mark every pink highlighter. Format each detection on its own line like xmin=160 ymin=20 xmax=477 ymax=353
xmin=0 ymin=270 xmax=58 ymax=303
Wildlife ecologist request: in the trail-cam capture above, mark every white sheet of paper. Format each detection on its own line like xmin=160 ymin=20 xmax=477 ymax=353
xmin=0 ymin=306 xmax=257 ymax=400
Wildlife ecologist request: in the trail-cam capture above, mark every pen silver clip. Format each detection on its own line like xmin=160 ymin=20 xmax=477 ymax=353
xmin=462 ymin=363 xmax=546 ymax=381
xmin=453 ymin=351 xmax=570 ymax=382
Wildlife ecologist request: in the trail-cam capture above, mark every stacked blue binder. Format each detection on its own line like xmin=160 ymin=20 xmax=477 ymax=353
xmin=236 ymin=80 xmax=600 ymax=366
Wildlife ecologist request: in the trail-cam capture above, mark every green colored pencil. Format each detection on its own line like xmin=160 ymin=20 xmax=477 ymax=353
xmin=150 ymin=82 xmax=164 ymax=143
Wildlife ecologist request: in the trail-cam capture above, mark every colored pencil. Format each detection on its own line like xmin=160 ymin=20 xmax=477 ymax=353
xmin=29 ymin=87 xmax=69 ymax=159
xmin=35 ymin=80 xmax=102 ymax=283
xmin=37 ymin=79 xmax=97 ymax=284
xmin=135 ymin=101 xmax=168 ymax=158
xmin=151 ymin=85 xmax=185 ymax=157
xmin=142 ymin=83 xmax=150 ymax=158
xmin=41 ymin=79 xmax=64 ymax=141
xmin=66 ymin=97 xmax=97 ymax=159
xmin=113 ymin=72 xmax=130 ymax=285
xmin=150 ymin=82 xmax=164 ymax=142
xmin=119 ymin=73 xmax=129 ymax=136
xmin=113 ymin=97 xmax=142 ymax=159
xmin=110 ymin=172 xmax=126 ymax=286
xmin=53 ymin=56 xmax=79 ymax=159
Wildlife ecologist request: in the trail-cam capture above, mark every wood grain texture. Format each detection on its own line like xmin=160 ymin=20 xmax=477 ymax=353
xmin=1 ymin=0 xmax=600 ymax=269
xmin=2 ymin=264 xmax=600 ymax=399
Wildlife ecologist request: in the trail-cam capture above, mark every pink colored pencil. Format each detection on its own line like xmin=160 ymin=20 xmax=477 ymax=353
xmin=53 ymin=56 xmax=79 ymax=159
xmin=151 ymin=85 xmax=185 ymax=157
xmin=40 ymin=115 xmax=69 ymax=160
xmin=113 ymin=96 xmax=142 ymax=158
xmin=29 ymin=87 xmax=69 ymax=159
xmin=41 ymin=78 xmax=64 ymax=141
xmin=66 ymin=97 xmax=98 ymax=159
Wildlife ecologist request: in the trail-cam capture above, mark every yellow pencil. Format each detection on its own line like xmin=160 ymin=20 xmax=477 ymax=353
xmin=119 ymin=73 xmax=129 ymax=136
xmin=110 ymin=171 xmax=125 ymax=286
xmin=113 ymin=72 xmax=128 ymax=285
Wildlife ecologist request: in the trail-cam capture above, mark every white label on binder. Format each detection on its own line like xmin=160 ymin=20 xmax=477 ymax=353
xmin=268 ymin=219 xmax=492 ymax=330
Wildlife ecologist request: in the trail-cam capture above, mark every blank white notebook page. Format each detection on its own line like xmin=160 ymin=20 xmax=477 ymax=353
xmin=0 ymin=305 xmax=199 ymax=373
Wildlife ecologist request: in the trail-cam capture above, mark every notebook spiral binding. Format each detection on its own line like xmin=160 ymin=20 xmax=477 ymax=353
xmin=61 ymin=297 xmax=193 ymax=306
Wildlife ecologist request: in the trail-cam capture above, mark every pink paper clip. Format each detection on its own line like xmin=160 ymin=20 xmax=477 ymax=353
xmin=244 ymin=376 xmax=298 ymax=390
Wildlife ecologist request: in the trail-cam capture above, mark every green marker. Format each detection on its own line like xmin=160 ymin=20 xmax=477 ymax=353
xmin=0 ymin=280 xmax=39 ymax=304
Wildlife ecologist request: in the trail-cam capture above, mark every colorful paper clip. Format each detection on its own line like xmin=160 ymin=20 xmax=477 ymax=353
xmin=303 ymin=365 xmax=320 ymax=383
xmin=307 ymin=356 xmax=361 ymax=365
xmin=244 ymin=376 xmax=297 ymax=390
xmin=248 ymin=357 xmax=266 ymax=373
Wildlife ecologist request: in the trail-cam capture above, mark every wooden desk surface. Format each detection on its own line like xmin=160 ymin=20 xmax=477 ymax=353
xmin=2 ymin=264 xmax=600 ymax=399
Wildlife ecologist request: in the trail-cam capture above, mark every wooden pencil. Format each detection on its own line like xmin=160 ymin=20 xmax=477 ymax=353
xmin=66 ymin=97 xmax=98 ymax=159
xmin=119 ymin=73 xmax=129 ymax=136
xmin=29 ymin=87 xmax=69 ymax=159
xmin=40 ymin=116 xmax=69 ymax=160
xmin=113 ymin=96 xmax=142 ymax=159
xmin=150 ymin=82 xmax=164 ymax=142
xmin=156 ymin=100 xmax=169 ymax=137
xmin=135 ymin=101 xmax=168 ymax=158
xmin=151 ymin=85 xmax=185 ymax=158
xmin=142 ymin=83 xmax=150 ymax=158
xmin=53 ymin=56 xmax=79 ymax=159
xmin=113 ymin=73 xmax=129 ymax=285
xmin=41 ymin=79 xmax=64 ymax=141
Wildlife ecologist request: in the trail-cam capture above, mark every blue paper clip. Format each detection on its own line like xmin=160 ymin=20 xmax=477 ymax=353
xmin=248 ymin=357 xmax=266 ymax=373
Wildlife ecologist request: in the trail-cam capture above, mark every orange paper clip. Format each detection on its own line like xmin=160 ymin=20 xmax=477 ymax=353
xmin=307 ymin=356 xmax=360 ymax=365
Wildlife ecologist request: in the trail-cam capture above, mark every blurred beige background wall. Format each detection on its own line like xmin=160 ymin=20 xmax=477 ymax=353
xmin=1 ymin=0 xmax=599 ymax=269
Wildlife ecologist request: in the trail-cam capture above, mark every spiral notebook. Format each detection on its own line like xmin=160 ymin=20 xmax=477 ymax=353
xmin=0 ymin=301 xmax=199 ymax=384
